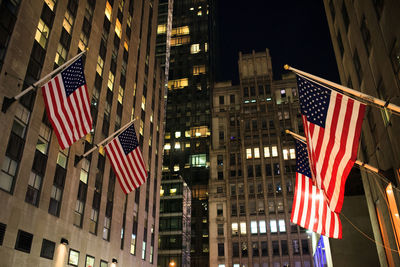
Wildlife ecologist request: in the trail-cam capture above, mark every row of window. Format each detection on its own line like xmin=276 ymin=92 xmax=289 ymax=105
xmin=230 ymin=219 xmax=286 ymax=236
xmin=245 ymin=147 xmax=295 ymax=160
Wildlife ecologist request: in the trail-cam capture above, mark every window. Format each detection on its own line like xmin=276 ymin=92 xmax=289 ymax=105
xmin=240 ymin=222 xmax=246 ymax=235
xmin=190 ymin=154 xmax=206 ymax=167
xmin=218 ymin=243 xmax=224 ymax=256
xmin=231 ymin=203 xmax=237 ymax=216
xmin=219 ymin=95 xmax=225 ymax=105
xmin=190 ymin=43 xmax=200 ymax=54
xmin=26 ymin=172 xmax=43 ymax=206
xmin=105 ymin=1 xmax=112 ymax=20
xmin=241 ymin=242 xmax=248 ymax=257
xmin=264 ymin=147 xmax=270 ymax=157
xmin=40 ymin=239 xmax=55 ymax=259
xmin=171 ymin=26 xmax=189 ymax=36
xmin=68 ymin=249 xmax=80 ymax=266
xmin=86 ymin=255 xmax=95 ymax=267
xmin=55 ymin=43 xmax=68 ymax=66
xmin=35 ymin=19 xmax=50 ymax=48
xmin=0 ymin=223 xmax=6 ymax=245
xmin=279 ymin=219 xmax=286 ymax=232
xmin=246 ymin=148 xmax=252 ymax=159
xmin=261 ymin=241 xmax=268 ymax=256
xmin=302 ymin=239 xmax=310 ymax=254
xmin=142 ymin=241 xmax=146 ymax=260
xmin=63 ymin=11 xmax=75 ymax=34
xmin=259 ymin=220 xmax=266 ymax=234
xmin=170 ymin=36 xmax=190 ymax=46
xmin=15 ymin=230 xmax=33 ymax=253
xmin=289 ymin=148 xmax=296 ymax=159
xmin=252 ymin=242 xmax=259 ymax=256
xmin=115 ymin=19 xmax=122 ymax=38
xmin=254 ymin=148 xmax=260 ymax=158
xmin=193 ymin=65 xmax=206 ymax=75
xmin=168 ymin=78 xmax=189 ymax=90
xmin=157 ymin=24 xmax=166 ymax=34
xmin=251 ymin=221 xmax=257 ymax=234
xmin=217 ymin=224 xmax=224 ymax=236
xmin=232 ymin=222 xmax=238 ymax=236
xmin=258 ymin=200 xmax=265 ymax=214
xmin=271 ymin=146 xmax=278 ymax=157
xmin=100 ymin=260 xmax=108 ymax=267
xmin=103 ymin=216 xmax=111 ymax=241
xmin=217 ymin=204 xmax=223 ymax=216
xmin=217 ymin=155 xmax=223 ymax=166
xmin=272 ymin=240 xmax=279 ymax=256
xmin=293 ymin=239 xmax=300 ymax=255
xmin=270 ymin=220 xmax=277 ymax=233
xmin=342 ymin=2 xmax=350 ymax=32
xmin=233 ymin=242 xmax=239 ymax=257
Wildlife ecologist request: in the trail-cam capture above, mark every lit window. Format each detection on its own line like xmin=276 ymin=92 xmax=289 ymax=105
xmin=240 ymin=222 xmax=246 ymax=235
xmin=246 ymin=148 xmax=252 ymax=159
xmin=251 ymin=221 xmax=257 ymax=234
xmin=175 ymin=131 xmax=181 ymax=138
xmin=289 ymin=148 xmax=296 ymax=159
xmin=63 ymin=11 xmax=74 ymax=34
xmin=259 ymin=220 xmax=266 ymax=234
xmin=118 ymin=86 xmax=124 ymax=104
xmin=124 ymin=39 xmax=129 ymax=51
xmin=254 ymin=148 xmax=260 ymax=158
xmin=160 ymin=187 xmax=164 ymax=196
xmin=35 ymin=19 xmax=50 ymax=48
xmin=170 ymin=36 xmax=190 ymax=46
xmin=232 ymin=223 xmax=238 ymax=235
xmin=272 ymin=146 xmax=278 ymax=157
xmin=173 ymin=165 xmax=179 ymax=171
xmin=191 ymin=44 xmax=200 ymax=54
xmin=157 ymin=24 xmax=167 ymax=34
xmin=96 ymin=56 xmax=104 ymax=75
xmin=193 ymin=65 xmax=206 ymax=75
xmin=168 ymin=78 xmax=189 ymax=90
xmin=197 ymin=10 xmax=202 ymax=16
xmin=78 ymin=32 xmax=88 ymax=51
xmin=279 ymin=219 xmax=286 ymax=232
xmin=45 ymin=0 xmax=56 ymax=10
xmin=115 ymin=19 xmax=122 ymax=38
xmin=54 ymin=43 xmax=67 ymax=66
xmin=105 ymin=1 xmax=112 ymax=21
xmin=264 ymin=147 xmax=270 ymax=157
xmin=190 ymin=126 xmax=210 ymax=137
xmin=170 ymin=188 xmax=177 ymax=195
xmin=171 ymin=26 xmax=189 ymax=36
xmin=141 ymin=95 xmax=146 ymax=110
xmin=205 ymin=42 xmax=208 ymax=52
xmin=174 ymin=142 xmax=181 ymax=149
xmin=283 ymin=149 xmax=289 ymax=160
xmin=140 ymin=120 xmax=144 ymax=135
xmin=270 ymin=220 xmax=277 ymax=233
xmin=108 ymin=72 xmax=115 ymax=91
xmin=190 ymin=154 xmax=207 ymax=167
xmin=165 ymin=132 xmax=171 ymax=139
xmin=164 ymin=143 xmax=171 ymax=150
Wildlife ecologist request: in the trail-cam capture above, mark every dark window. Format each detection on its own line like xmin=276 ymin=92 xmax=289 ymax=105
xmin=337 ymin=31 xmax=344 ymax=57
xmin=252 ymin=242 xmax=259 ymax=256
xmin=219 ymin=96 xmax=224 ymax=105
xmin=233 ymin=242 xmax=239 ymax=257
xmin=241 ymin=242 xmax=248 ymax=257
xmin=281 ymin=240 xmax=288 ymax=255
xmin=293 ymin=239 xmax=300 ymax=254
xmin=243 ymin=87 xmax=249 ymax=97
xmin=230 ymin=153 xmax=236 ymax=165
xmin=231 ymin=203 xmax=237 ymax=216
xmin=217 ymin=224 xmax=224 ymax=235
xmin=40 ymin=239 xmax=55 ymax=259
xmin=15 ymin=230 xmax=33 ymax=253
xmin=230 ymin=94 xmax=235 ymax=104
xmin=258 ymin=85 xmax=264 ymax=95
xmin=353 ymin=50 xmax=363 ymax=84
xmin=302 ymin=239 xmax=309 ymax=254
xmin=0 ymin=223 xmax=6 ymax=245
xmin=255 ymin=165 xmax=261 ymax=177
xmin=261 ymin=241 xmax=268 ymax=256
xmin=273 ymin=163 xmax=280 ymax=175
xmin=218 ymin=243 xmax=224 ymax=256
xmin=217 ymin=187 xmax=223 ymax=194
xmin=360 ymin=17 xmax=371 ymax=55
xmin=217 ymin=155 xmax=223 ymax=166
xmin=218 ymin=171 xmax=223 ymax=180
xmin=342 ymin=2 xmax=350 ymax=31
xmin=272 ymin=240 xmax=279 ymax=256
xmin=250 ymin=86 xmax=255 ymax=96
xmin=217 ymin=204 xmax=223 ymax=216
xmin=219 ymin=131 xmax=224 ymax=140
xmin=247 ymin=165 xmax=254 ymax=177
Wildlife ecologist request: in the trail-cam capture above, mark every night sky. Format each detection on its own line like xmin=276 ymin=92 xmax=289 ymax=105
xmin=215 ymin=1 xmax=340 ymax=84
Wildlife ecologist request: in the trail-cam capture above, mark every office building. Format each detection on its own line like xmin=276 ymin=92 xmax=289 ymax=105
xmin=158 ymin=0 xmax=216 ymax=266
xmin=209 ymin=50 xmax=313 ymax=267
xmin=323 ymin=0 xmax=400 ymax=266
xmin=0 ymin=0 xmax=164 ymax=266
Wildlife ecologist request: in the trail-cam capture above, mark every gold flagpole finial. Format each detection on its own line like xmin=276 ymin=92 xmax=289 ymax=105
xmin=284 ymin=64 xmax=290 ymax=70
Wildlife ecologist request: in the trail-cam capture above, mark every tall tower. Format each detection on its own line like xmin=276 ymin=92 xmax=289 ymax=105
xmin=209 ymin=50 xmax=313 ymax=267
xmin=323 ymin=1 xmax=400 ymax=266
xmin=0 ymin=0 xmax=165 ymax=266
xmin=158 ymin=0 xmax=216 ymax=266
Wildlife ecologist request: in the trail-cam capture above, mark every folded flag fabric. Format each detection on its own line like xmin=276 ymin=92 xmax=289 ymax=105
xmin=105 ymin=124 xmax=147 ymax=194
xmin=297 ymin=75 xmax=365 ymax=213
xmin=42 ymin=57 xmax=93 ymax=149
xmin=291 ymin=140 xmax=342 ymax=239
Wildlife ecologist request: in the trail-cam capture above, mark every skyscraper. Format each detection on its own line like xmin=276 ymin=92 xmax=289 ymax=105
xmin=323 ymin=0 xmax=400 ymax=266
xmin=0 ymin=0 xmax=164 ymax=266
xmin=209 ymin=50 xmax=313 ymax=267
xmin=157 ymin=0 xmax=216 ymax=266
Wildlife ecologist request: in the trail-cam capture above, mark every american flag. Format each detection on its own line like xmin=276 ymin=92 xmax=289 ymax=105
xmin=297 ymin=75 xmax=365 ymax=213
xmin=105 ymin=124 xmax=147 ymax=194
xmin=291 ymin=140 xmax=342 ymax=239
xmin=42 ymin=57 xmax=93 ymax=150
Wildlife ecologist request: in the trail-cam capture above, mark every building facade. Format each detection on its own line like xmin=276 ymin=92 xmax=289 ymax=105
xmin=209 ymin=50 xmax=313 ymax=267
xmin=0 ymin=0 xmax=165 ymax=266
xmin=323 ymin=0 xmax=400 ymax=266
xmin=158 ymin=0 xmax=216 ymax=266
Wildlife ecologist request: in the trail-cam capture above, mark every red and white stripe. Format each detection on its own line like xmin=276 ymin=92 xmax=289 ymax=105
xmin=105 ymin=138 xmax=147 ymax=194
xmin=291 ymin=172 xmax=342 ymax=239
xmin=42 ymin=74 xmax=92 ymax=150
xmin=303 ymin=90 xmax=365 ymax=213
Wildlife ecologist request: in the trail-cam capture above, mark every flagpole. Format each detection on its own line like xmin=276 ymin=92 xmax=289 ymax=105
xmin=284 ymin=64 xmax=400 ymax=115
xmin=74 ymin=119 xmax=136 ymax=166
xmin=1 ymin=50 xmax=87 ymax=113
xmin=285 ymin=129 xmax=380 ymax=174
